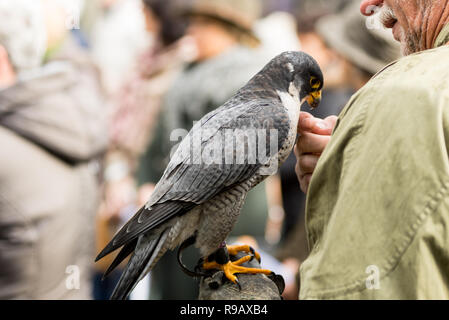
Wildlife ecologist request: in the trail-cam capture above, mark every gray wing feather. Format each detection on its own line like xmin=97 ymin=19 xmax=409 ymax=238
xmin=97 ymin=97 xmax=290 ymax=260
xmin=151 ymin=98 xmax=288 ymax=204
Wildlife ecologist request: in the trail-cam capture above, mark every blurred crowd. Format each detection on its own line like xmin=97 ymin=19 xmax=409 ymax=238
xmin=0 ymin=0 xmax=400 ymax=300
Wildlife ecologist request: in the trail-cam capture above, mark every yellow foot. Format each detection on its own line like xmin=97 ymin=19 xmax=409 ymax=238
xmin=203 ymin=254 xmax=272 ymax=289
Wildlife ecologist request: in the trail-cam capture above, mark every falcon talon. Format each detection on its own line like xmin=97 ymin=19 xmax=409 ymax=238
xmin=235 ymin=278 xmax=242 ymax=291
xmin=248 ymin=247 xmax=255 ymax=262
xmin=248 ymin=246 xmax=261 ymax=263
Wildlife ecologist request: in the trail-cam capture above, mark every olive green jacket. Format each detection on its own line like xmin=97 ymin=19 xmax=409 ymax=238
xmin=300 ymin=24 xmax=449 ymax=299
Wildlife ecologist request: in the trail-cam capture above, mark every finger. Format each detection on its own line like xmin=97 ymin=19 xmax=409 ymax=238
xmin=297 ymin=172 xmax=312 ymax=194
xmin=301 ymin=174 xmax=312 ymax=194
xmin=298 ymin=112 xmax=316 ymax=133
xmin=297 ymin=132 xmax=331 ymax=155
xmin=323 ymin=115 xmax=338 ymax=131
xmin=310 ymin=115 xmax=338 ymax=136
xmin=299 ymin=114 xmax=336 ymax=136
xmin=310 ymin=121 xmax=333 ymax=136
xmin=300 ymin=111 xmax=314 ymax=121
xmin=298 ymin=154 xmax=320 ymax=175
xmin=295 ymin=160 xmax=312 ymax=192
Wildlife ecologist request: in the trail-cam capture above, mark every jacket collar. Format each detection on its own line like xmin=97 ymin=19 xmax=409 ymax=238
xmin=434 ymin=22 xmax=449 ymax=48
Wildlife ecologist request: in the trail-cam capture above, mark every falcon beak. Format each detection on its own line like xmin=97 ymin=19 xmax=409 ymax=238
xmin=307 ymin=90 xmax=322 ymax=109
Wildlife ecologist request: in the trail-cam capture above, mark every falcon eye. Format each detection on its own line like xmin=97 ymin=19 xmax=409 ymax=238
xmin=310 ymin=77 xmax=321 ymax=89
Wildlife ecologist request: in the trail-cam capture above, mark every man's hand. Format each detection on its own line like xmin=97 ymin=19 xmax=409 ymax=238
xmin=295 ymin=112 xmax=338 ymax=193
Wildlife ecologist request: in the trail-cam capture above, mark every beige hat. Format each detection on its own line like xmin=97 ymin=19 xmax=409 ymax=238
xmin=183 ymin=0 xmax=262 ymax=47
xmin=316 ymin=1 xmax=401 ymax=75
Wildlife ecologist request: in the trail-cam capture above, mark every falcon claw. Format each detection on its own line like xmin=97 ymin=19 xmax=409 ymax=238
xmin=235 ymin=278 xmax=242 ymax=291
xmin=248 ymin=246 xmax=261 ymax=263
xmin=249 ymin=247 xmax=255 ymax=262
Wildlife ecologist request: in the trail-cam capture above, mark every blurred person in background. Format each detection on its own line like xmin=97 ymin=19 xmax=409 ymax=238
xmin=0 ymin=0 xmax=107 ymax=299
xmin=137 ymin=0 xmax=277 ymax=299
xmin=41 ymin=0 xmax=112 ymax=299
xmin=110 ymin=0 xmax=194 ymax=157
xmin=94 ymin=0 xmax=194 ymax=300
xmin=255 ymin=11 xmax=301 ymax=60
xmin=88 ymin=0 xmax=151 ymax=95
xmin=275 ymin=0 xmax=400 ymax=299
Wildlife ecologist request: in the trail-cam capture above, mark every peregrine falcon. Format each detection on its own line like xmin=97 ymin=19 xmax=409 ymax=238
xmin=96 ymin=51 xmax=323 ymax=299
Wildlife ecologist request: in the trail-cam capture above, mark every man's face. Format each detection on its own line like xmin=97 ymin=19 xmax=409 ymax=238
xmin=186 ymin=16 xmax=237 ymax=61
xmin=361 ymin=0 xmax=424 ymax=55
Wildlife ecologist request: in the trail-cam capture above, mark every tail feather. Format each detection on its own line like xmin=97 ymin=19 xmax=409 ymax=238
xmin=110 ymin=229 xmax=170 ymax=300
xmin=135 ymin=232 xmax=170 ymax=285
xmin=102 ymin=238 xmax=138 ymax=280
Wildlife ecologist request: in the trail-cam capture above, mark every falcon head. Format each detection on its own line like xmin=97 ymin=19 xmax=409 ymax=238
xmin=284 ymin=51 xmax=323 ymax=109
xmin=261 ymin=51 xmax=324 ymax=109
